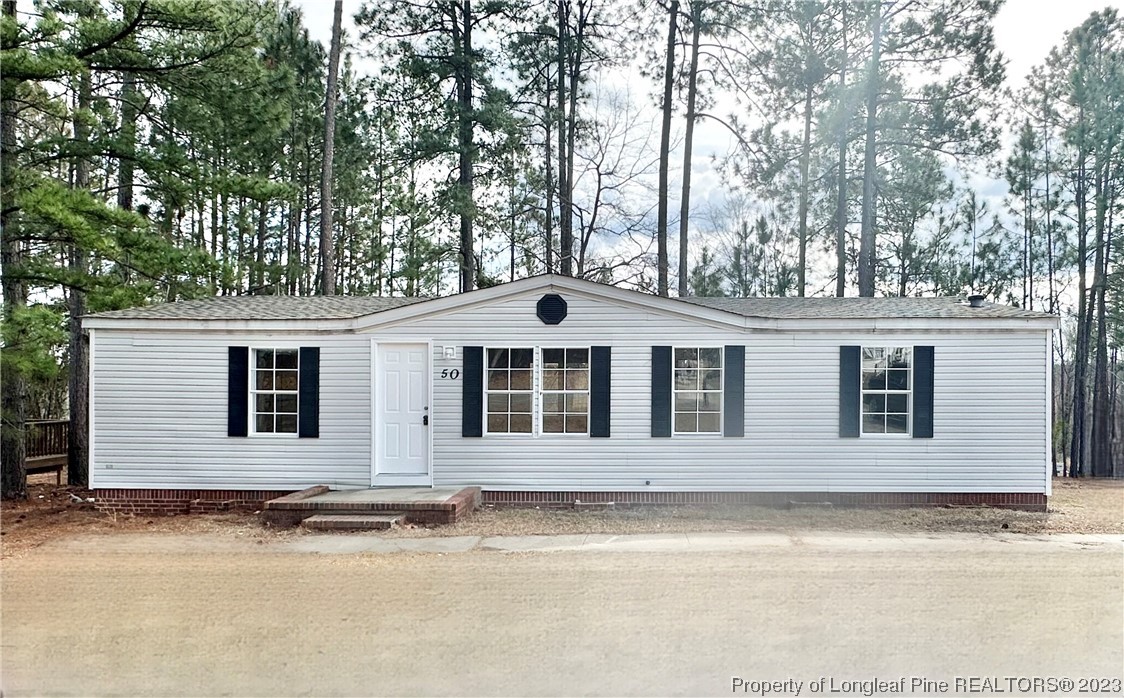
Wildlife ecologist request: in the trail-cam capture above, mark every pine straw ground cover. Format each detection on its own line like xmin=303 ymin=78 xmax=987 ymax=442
xmin=2 ymin=474 xmax=1120 ymax=558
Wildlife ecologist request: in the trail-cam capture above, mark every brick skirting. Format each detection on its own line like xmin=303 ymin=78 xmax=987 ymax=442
xmin=481 ymin=490 xmax=1048 ymax=511
xmin=94 ymin=488 xmax=1047 ymax=515
xmin=94 ymin=489 xmax=293 ymax=515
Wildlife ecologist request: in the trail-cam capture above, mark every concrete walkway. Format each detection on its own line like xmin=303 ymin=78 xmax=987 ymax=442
xmin=40 ymin=529 xmax=1124 ymax=556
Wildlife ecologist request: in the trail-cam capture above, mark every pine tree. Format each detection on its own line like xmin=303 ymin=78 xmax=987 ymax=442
xmin=320 ymin=0 xmax=343 ymax=295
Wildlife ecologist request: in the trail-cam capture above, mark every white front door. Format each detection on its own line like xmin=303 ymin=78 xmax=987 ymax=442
xmin=375 ymin=343 xmax=430 ymax=483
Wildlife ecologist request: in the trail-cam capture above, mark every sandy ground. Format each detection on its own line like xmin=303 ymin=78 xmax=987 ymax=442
xmin=2 ymin=475 xmax=1121 ymax=696
xmin=2 ymin=478 xmax=1120 ymax=560
xmin=2 ymin=538 xmax=1121 ymax=697
xmin=390 ymin=478 xmax=1124 ymax=539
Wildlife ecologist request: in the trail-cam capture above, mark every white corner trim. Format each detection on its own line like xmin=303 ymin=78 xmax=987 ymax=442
xmin=1045 ymin=329 xmax=1053 ymax=496
xmin=88 ymin=328 xmax=96 ymax=489
xmin=369 ymin=337 xmax=377 ymax=485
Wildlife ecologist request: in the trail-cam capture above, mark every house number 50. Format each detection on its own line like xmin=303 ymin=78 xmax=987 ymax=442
xmin=440 ymin=368 xmax=461 ymax=380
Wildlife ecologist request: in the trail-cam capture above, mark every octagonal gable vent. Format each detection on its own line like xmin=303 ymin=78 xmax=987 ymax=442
xmin=536 ymin=294 xmax=567 ymax=325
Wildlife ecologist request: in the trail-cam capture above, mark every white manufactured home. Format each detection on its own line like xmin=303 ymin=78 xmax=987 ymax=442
xmin=83 ymin=275 xmax=1058 ymax=512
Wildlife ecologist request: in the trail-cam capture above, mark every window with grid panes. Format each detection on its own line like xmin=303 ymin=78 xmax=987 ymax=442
xmin=673 ymin=347 xmax=723 ymax=433
xmin=541 ymin=348 xmax=589 ymax=434
xmin=251 ymin=349 xmax=299 ymax=434
xmin=861 ymin=347 xmax=912 ymax=435
xmin=485 ymin=348 xmax=534 ymax=433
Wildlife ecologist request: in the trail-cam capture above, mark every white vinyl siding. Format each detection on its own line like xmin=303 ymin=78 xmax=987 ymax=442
xmin=367 ymin=291 xmax=1050 ymax=494
xmin=92 ymin=334 xmax=371 ymax=489
xmin=91 ymin=287 xmax=1051 ymax=495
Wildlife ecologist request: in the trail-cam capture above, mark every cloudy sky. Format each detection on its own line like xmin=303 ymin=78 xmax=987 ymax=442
xmin=297 ymin=0 xmax=1120 ymax=87
xmin=294 ymin=0 xmax=1121 ymax=288
xmin=296 ymin=0 xmax=1122 ymax=185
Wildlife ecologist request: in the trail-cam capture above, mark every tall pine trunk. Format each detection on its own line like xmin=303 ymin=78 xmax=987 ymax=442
xmin=797 ymin=80 xmax=813 ymax=297
xmin=656 ymin=0 xmax=679 ymax=297
xmin=302 ymin=134 xmax=314 ymax=295
xmin=677 ymin=2 xmax=701 ymax=296
xmin=857 ymin=2 xmax=881 ymax=298
xmin=256 ymin=199 xmax=267 ymax=291
xmin=1090 ymin=152 xmax=1111 ymax=476
xmin=1022 ymin=134 xmax=1033 ymax=309
xmin=320 ymin=0 xmax=342 ymax=295
xmin=67 ymin=69 xmax=91 ymax=487
xmin=543 ymin=88 xmax=554 ymax=274
xmin=833 ymin=2 xmax=848 ymax=297
xmin=456 ymin=0 xmax=476 ymax=291
xmin=220 ymin=188 xmax=230 ymax=295
xmin=1070 ymin=105 xmax=1089 ymax=476
xmin=287 ymin=90 xmax=300 ymax=295
xmin=564 ymin=2 xmax=583 ymax=277
xmin=117 ymin=73 xmax=136 ymax=212
xmin=1042 ymin=100 xmax=1058 ymax=471
xmin=1 ymin=0 xmax=28 ymax=498
xmin=374 ymin=107 xmax=386 ymax=293
xmin=557 ymin=0 xmax=571 ymax=276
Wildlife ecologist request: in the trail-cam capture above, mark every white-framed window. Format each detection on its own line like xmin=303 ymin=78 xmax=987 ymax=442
xmin=484 ymin=347 xmax=591 ymax=435
xmin=541 ymin=348 xmax=589 ymax=434
xmin=861 ymin=346 xmax=912 ymax=435
xmin=252 ymin=348 xmax=299 ymax=435
xmin=673 ymin=347 xmax=723 ymax=434
xmin=486 ymin=347 xmax=534 ymax=434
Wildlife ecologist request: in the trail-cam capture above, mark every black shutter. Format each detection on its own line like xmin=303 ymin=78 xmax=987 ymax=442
xmin=590 ymin=346 xmax=611 ymax=437
xmin=651 ymin=346 xmax=672 ymax=437
xmin=723 ymin=345 xmax=745 ymax=437
xmin=462 ymin=346 xmax=483 ymax=437
xmin=228 ymin=346 xmax=249 ymax=437
xmin=913 ymin=345 xmax=934 ymax=438
xmin=298 ymin=347 xmax=320 ymax=438
xmin=839 ymin=345 xmax=861 ymax=438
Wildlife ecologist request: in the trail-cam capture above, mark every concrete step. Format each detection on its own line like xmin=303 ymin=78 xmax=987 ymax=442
xmin=301 ymin=513 xmax=403 ymax=531
xmin=264 ymin=486 xmax=480 ymax=527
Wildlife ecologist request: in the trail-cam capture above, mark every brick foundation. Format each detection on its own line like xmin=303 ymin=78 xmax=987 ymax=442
xmin=94 ymin=487 xmax=1047 ymax=515
xmin=94 ymin=489 xmax=294 ymax=516
xmin=481 ymin=490 xmax=1048 ymax=512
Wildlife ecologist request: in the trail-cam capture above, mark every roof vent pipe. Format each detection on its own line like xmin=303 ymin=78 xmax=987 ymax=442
xmin=968 ymin=294 xmax=986 ymax=308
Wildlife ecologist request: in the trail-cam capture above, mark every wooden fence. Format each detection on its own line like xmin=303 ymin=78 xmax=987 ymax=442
xmin=26 ymin=419 xmax=68 ymax=459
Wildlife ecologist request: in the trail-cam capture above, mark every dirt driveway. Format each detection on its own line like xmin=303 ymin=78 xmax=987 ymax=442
xmin=2 ymin=534 xmax=1121 ymax=697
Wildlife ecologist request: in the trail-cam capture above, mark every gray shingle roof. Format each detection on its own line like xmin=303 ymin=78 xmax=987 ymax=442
xmin=87 ymin=295 xmax=426 ymax=321
xmin=678 ymin=296 xmax=1054 ymax=320
xmin=85 ymin=283 xmax=1055 ymax=323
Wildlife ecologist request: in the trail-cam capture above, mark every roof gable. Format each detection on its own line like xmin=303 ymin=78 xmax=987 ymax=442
xmin=352 ymin=275 xmax=752 ymax=331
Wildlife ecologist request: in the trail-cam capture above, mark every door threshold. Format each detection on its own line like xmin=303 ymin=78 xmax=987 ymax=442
xmin=371 ymin=476 xmax=433 ymax=488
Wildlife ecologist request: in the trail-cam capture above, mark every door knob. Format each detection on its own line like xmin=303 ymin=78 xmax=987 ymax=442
xmin=423 ymin=415 xmax=429 ymax=426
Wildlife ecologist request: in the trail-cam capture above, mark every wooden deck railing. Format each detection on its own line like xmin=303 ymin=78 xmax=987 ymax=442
xmin=26 ymin=419 xmax=68 ymax=459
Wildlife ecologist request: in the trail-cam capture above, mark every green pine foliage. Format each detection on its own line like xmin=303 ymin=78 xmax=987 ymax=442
xmin=1 ymin=0 xmax=1121 ymax=495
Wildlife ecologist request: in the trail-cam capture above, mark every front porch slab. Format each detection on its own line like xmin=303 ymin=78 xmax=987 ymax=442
xmin=262 ymin=486 xmax=480 ymax=528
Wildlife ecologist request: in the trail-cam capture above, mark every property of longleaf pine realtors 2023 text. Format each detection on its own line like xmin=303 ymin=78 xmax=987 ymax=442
xmin=729 ymin=676 xmax=1123 ymax=696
